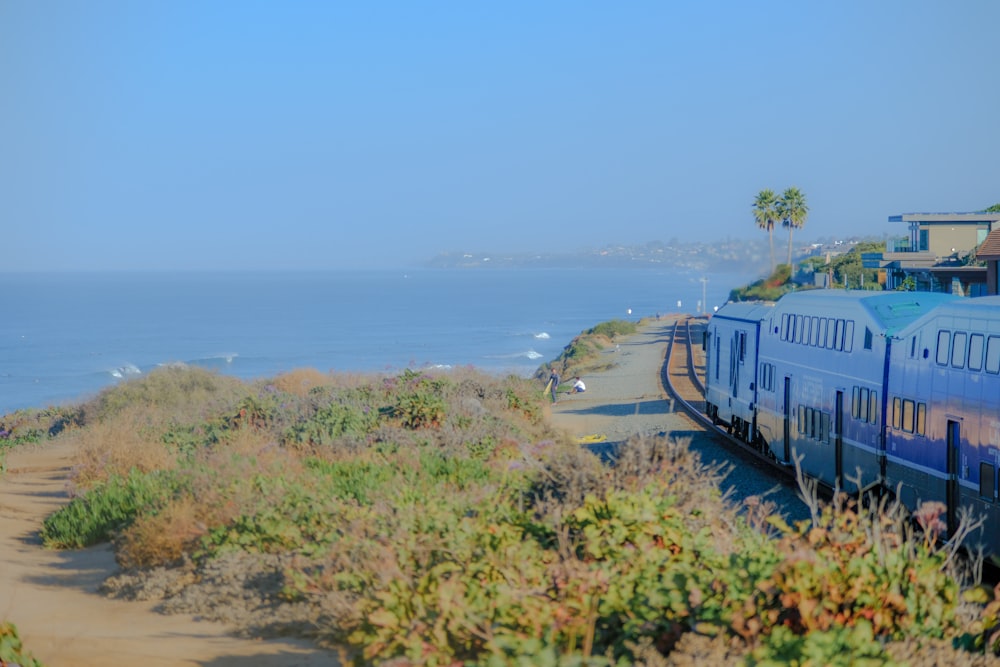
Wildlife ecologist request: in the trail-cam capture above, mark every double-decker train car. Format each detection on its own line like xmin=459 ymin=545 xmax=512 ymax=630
xmin=705 ymin=290 xmax=958 ymax=493
xmin=885 ymin=295 xmax=1000 ymax=552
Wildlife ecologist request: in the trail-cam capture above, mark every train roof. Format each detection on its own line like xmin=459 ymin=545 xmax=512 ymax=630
xmin=711 ymin=301 xmax=775 ymax=323
xmin=892 ymin=295 xmax=1000 ymax=336
xmin=772 ymin=289 xmax=959 ymax=336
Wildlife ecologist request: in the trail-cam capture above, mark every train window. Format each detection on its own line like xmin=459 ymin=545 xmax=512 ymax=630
xmin=715 ymin=336 xmax=721 ymax=381
xmin=811 ymin=317 xmax=820 ymax=346
xmin=910 ymin=337 xmax=917 ymax=358
xmin=795 ymin=315 xmax=804 ymax=344
xmin=951 ymin=331 xmax=968 ymax=368
xmin=916 ymin=403 xmax=926 ymax=436
xmin=760 ymin=363 xmax=774 ymax=392
xmin=864 ymin=327 xmax=873 ymax=350
xmin=804 ymin=317 xmax=812 ymax=345
xmin=820 ymin=412 xmax=830 ymax=443
xmin=936 ymin=330 xmax=950 ymax=366
xmin=782 ymin=313 xmax=791 ymax=341
xmin=859 ymin=387 xmax=870 ymax=422
xmin=834 ymin=320 xmax=843 ymax=351
xmin=987 ymin=336 xmax=1000 ymax=374
xmin=819 ymin=318 xmax=828 ymax=347
xmin=852 ymin=387 xmax=860 ymax=419
xmin=970 ymin=334 xmax=985 ymax=371
xmin=869 ymin=391 xmax=878 ymax=425
xmin=826 ymin=318 xmax=836 ymax=349
xmin=739 ymin=332 xmax=747 ymax=363
xmin=812 ymin=409 xmax=820 ymax=439
xmin=892 ymin=397 xmax=901 ymax=429
xmin=980 ymin=462 xmax=996 ymax=501
xmin=902 ymin=399 xmax=915 ymax=433
xmin=845 ymin=321 xmax=855 ymax=352
xmin=798 ymin=405 xmax=806 ymax=433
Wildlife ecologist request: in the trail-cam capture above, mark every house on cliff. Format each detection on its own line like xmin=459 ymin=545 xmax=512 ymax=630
xmin=863 ymin=211 xmax=1000 ymax=295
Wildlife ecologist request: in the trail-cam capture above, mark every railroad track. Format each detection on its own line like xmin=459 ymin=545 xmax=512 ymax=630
xmin=662 ymin=316 xmax=800 ymax=484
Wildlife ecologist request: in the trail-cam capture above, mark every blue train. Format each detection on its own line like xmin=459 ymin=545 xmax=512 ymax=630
xmin=705 ymin=289 xmax=1000 ymax=553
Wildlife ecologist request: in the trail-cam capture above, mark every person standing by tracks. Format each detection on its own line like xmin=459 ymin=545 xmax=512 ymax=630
xmin=547 ymin=369 xmax=561 ymax=403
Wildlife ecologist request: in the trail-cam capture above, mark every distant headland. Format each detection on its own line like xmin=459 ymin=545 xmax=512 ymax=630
xmin=425 ymin=235 xmax=880 ymax=274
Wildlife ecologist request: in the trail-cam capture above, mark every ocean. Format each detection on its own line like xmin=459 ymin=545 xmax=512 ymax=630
xmin=1 ymin=268 xmax=755 ymax=415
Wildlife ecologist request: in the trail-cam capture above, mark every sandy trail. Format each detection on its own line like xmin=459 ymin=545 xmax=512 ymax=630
xmin=547 ymin=317 xmax=697 ymax=443
xmin=0 ymin=439 xmax=337 ymax=667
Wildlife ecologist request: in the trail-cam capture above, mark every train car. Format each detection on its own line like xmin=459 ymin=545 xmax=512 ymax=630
xmin=704 ymin=302 xmax=774 ymax=447
xmin=885 ymin=296 xmax=1000 ymax=552
xmin=747 ymin=290 xmax=956 ymax=493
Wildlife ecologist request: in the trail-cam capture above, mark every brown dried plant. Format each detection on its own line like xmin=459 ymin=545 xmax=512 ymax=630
xmin=67 ymin=405 xmax=176 ymax=490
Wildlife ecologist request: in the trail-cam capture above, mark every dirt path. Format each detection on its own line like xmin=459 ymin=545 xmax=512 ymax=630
xmin=548 ymin=316 xmax=698 ymax=444
xmin=0 ymin=439 xmax=338 ymax=667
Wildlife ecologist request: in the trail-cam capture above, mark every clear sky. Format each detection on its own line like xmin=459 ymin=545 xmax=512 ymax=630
xmin=2 ymin=1 xmax=998 ymax=271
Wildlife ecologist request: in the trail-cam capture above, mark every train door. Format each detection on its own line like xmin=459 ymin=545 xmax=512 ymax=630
xmin=730 ymin=330 xmax=747 ymax=397
xmin=947 ymin=419 xmax=961 ymax=538
xmin=783 ymin=377 xmax=791 ymax=463
xmin=835 ymin=390 xmax=844 ymax=489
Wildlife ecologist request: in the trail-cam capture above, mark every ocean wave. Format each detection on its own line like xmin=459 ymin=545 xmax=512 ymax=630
xmin=534 ymin=332 xmax=550 ymax=339
xmin=486 ymin=349 xmax=545 ymax=361
xmin=109 ymin=363 xmax=141 ymax=379
xmin=189 ymin=353 xmax=239 ymax=365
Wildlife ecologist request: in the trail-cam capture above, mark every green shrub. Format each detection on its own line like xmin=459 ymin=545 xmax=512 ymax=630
xmin=285 ymin=400 xmax=379 ymax=447
xmin=390 ymin=370 xmax=448 ymax=429
xmin=729 ymin=264 xmax=795 ymax=302
xmin=587 ymin=319 xmax=637 ymax=338
xmin=758 ymin=495 xmax=960 ymax=642
xmin=304 ymin=457 xmax=396 ymax=504
xmin=0 ymin=405 xmax=83 ymax=446
xmin=0 ymin=622 xmax=43 ymax=667
xmin=748 ymin=622 xmax=896 ymax=667
xmin=40 ymin=470 xmax=179 ymax=549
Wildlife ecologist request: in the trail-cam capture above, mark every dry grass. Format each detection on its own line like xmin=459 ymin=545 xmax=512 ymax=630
xmin=67 ymin=406 xmax=177 ymax=490
xmin=114 ymin=430 xmax=306 ymax=569
xmin=269 ymin=368 xmax=334 ymax=397
xmin=115 ymin=495 xmax=208 ymax=569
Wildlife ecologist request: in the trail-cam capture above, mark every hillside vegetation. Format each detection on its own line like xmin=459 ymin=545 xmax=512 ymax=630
xmin=537 ymin=318 xmax=640 ymax=382
xmin=2 ymin=337 xmax=1000 ymax=665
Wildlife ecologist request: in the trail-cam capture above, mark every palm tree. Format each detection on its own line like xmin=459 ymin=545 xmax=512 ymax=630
xmin=777 ymin=187 xmax=808 ymax=269
xmin=752 ymin=189 xmax=779 ymax=273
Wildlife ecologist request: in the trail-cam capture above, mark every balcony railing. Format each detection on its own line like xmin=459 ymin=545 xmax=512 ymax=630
xmin=886 ymin=238 xmax=913 ymax=253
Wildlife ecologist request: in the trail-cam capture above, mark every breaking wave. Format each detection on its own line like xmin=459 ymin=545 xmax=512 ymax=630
xmin=109 ymin=363 xmax=141 ymax=379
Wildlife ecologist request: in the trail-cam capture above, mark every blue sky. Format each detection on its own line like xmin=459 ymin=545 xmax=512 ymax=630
xmin=2 ymin=1 xmax=998 ymax=271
